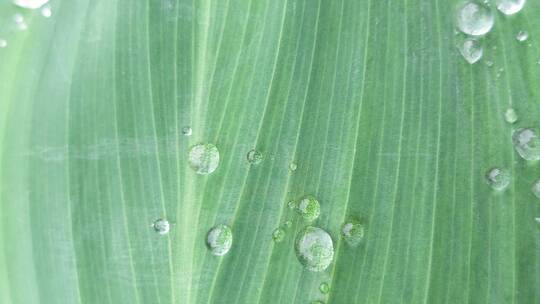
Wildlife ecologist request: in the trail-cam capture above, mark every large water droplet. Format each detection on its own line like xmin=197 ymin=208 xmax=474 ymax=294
xmin=531 ymin=180 xmax=540 ymax=198
xmin=272 ymin=228 xmax=285 ymax=243
xmin=516 ymin=30 xmax=529 ymax=42
xmin=246 ymin=149 xmax=263 ymax=165
xmin=458 ymin=38 xmax=483 ymax=64
xmin=512 ymin=128 xmax=540 ymax=161
xmin=206 ymin=224 xmax=232 ymax=256
xmin=0 ymin=39 xmax=7 ymax=48
xmin=504 ymin=108 xmax=518 ymax=124
xmin=495 ymin=0 xmax=526 ymax=15
xmin=296 ymin=196 xmax=320 ymax=222
xmin=152 ymin=218 xmax=170 ymax=235
xmin=485 ymin=168 xmax=511 ymax=191
xmin=341 ymin=219 xmax=365 ymax=246
xmin=188 ymin=143 xmax=220 ymax=175
xmin=294 ymin=226 xmax=334 ymax=272
xmin=456 ymin=2 xmax=494 ymax=36
xmin=319 ymin=282 xmax=330 ymax=294
xmin=13 ymin=0 xmax=49 ymax=9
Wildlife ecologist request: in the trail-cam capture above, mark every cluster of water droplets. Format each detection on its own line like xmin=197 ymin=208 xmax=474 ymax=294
xmin=455 ymin=0 xmax=527 ymax=64
xmin=0 ymin=1 xmax=53 ymax=50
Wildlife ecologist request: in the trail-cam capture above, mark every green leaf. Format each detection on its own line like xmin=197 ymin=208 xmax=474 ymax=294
xmin=1 ymin=0 xmax=539 ymax=303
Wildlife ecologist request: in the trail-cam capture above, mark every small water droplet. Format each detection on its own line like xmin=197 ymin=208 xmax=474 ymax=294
xmin=341 ymin=219 xmax=365 ymax=246
xmin=182 ymin=126 xmax=192 ymax=136
xmin=495 ymin=0 xmax=526 ymax=15
xmin=152 ymin=218 xmax=170 ymax=235
xmin=289 ymin=162 xmax=297 ymax=171
xmin=531 ymin=180 xmax=540 ymax=198
xmin=504 ymin=108 xmax=518 ymax=123
xmin=457 ymin=38 xmax=483 ymax=64
xmin=0 ymin=39 xmax=7 ymax=48
xmin=13 ymin=0 xmax=49 ymax=9
xmin=287 ymin=200 xmax=296 ymax=210
xmin=284 ymin=220 xmax=292 ymax=228
xmin=485 ymin=168 xmax=511 ymax=191
xmin=294 ymin=226 xmax=334 ymax=272
xmin=41 ymin=4 xmax=51 ymax=17
xmin=296 ymin=196 xmax=320 ymax=222
xmin=13 ymin=14 xmax=27 ymax=31
xmin=246 ymin=149 xmax=263 ymax=165
xmin=272 ymin=228 xmax=285 ymax=243
xmin=485 ymin=60 xmax=493 ymax=67
xmin=516 ymin=30 xmax=529 ymax=42
xmin=188 ymin=143 xmax=220 ymax=175
xmin=535 ymin=217 xmax=540 ymax=224
xmin=206 ymin=224 xmax=232 ymax=256
xmin=512 ymin=128 xmax=540 ymax=161
xmin=319 ymin=282 xmax=330 ymax=294
xmin=311 ymin=301 xmax=325 ymax=304
xmin=13 ymin=13 xmax=24 ymax=24
xmin=456 ymin=2 xmax=494 ymax=36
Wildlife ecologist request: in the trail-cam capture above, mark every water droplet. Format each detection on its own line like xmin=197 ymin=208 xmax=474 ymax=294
xmin=284 ymin=220 xmax=292 ymax=228
xmin=458 ymin=38 xmax=483 ymax=64
xmin=182 ymin=126 xmax=192 ymax=136
xmin=272 ymin=228 xmax=285 ymax=243
xmin=246 ymin=149 xmax=263 ymax=165
xmin=535 ymin=217 xmax=540 ymax=224
xmin=295 ymin=226 xmax=334 ymax=272
xmin=188 ymin=143 xmax=220 ymax=175
xmin=289 ymin=162 xmax=297 ymax=171
xmin=516 ymin=30 xmax=529 ymax=42
xmin=206 ymin=224 xmax=232 ymax=256
xmin=495 ymin=0 xmax=526 ymax=15
xmin=0 ymin=39 xmax=7 ymax=48
xmin=456 ymin=2 xmax=494 ymax=36
xmin=341 ymin=219 xmax=365 ymax=246
xmin=485 ymin=60 xmax=494 ymax=67
xmin=531 ymin=180 xmax=540 ymax=198
xmin=311 ymin=301 xmax=325 ymax=304
xmin=504 ymin=108 xmax=518 ymax=123
xmin=13 ymin=0 xmax=49 ymax=9
xmin=512 ymin=128 xmax=540 ymax=161
xmin=152 ymin=218 xmax=170 ymax=235
xmin=13 ymin=13 xmax=24 ymax=24
xmin=485 ymin=168 xmax=511 ymax=191
xmin=319 ymin=282 xmax=330 ymax=294
xmin=12 ymin=14 xmax=27 ymax=31
xmin=41 ymin=5 xmax=52 ymax=18
xmin=287 ymin=200 xmax=296 ymax=210
xmin=296 ymin=196 xmax=320 ymax=222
